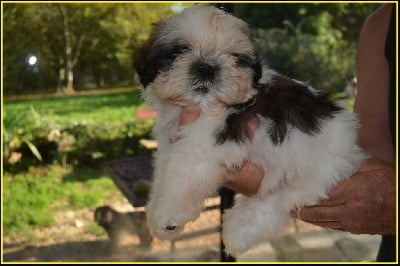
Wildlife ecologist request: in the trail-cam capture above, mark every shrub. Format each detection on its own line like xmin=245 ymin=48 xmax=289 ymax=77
xmin=254 ymin=11 xmax=355 ymax=94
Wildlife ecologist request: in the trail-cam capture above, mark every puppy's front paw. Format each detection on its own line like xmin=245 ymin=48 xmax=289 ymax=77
xmin=222 ymin=207 xmax=258 ymax=255
xmin=150 ymin=221 xmax=185 ymax=240
xmin=147 ymin=201 xmax=203 ymax=240
xmin=222 ymin=196 xmax=287 ymax=256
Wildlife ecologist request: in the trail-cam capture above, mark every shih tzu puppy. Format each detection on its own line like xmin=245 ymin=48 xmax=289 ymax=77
xmin=134 ymin=4 xmax=367 ymax=255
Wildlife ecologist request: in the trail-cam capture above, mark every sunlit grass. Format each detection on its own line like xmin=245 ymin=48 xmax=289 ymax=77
xmin=4 ymin=89 xmax=147 ymax=128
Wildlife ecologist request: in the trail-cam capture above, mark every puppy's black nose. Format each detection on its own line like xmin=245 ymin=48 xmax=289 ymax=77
xmin=191 ymin=61 xmax=219 ymax=81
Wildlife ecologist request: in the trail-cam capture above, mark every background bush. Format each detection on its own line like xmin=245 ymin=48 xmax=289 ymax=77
xmin=254 ymin=16 xmax=355 ymax=93
xmin=235 ymin=3 xmax=379 ymax=94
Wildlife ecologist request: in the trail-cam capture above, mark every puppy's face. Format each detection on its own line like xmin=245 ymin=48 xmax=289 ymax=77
xmin=135 ymin=4 xmax=261 ymax=115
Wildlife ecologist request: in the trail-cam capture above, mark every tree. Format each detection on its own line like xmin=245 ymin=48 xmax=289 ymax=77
xmin=3 ymin=4 xmax=50 ymax=95
xmin=234 ymin=3 xmax=380 ymax=94
xmin=235 ymin=3 xmax=380 ymax=42
xmin=3 ymin=3 xmax=175 ymax=95
xmin=58 ymin=4 xmax=82 ymax=93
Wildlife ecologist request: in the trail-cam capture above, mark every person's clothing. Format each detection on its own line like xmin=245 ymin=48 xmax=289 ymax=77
xmin=377 ymin=4 xmax=396 ymax=262
xmin=385 ymin=3 xmax=396 ymax=148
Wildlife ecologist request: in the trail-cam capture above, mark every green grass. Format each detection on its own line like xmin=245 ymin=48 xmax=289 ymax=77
xmin=3 ymin=88 xmax=155 ymax=170
xmin=2 ymin=88 xmax=153 ymax=239
xmin=3 ymin=89 xmax=147 ymax=128
xmin=3 ymin=164 xmax=122 ymax=237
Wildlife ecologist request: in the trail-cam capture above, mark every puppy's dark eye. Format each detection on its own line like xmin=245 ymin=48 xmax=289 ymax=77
xmin=170 ymin=45 xmax=191 ymax=57
xmin=157 ymin=45 xmax=191 ymax=72
xmin=231 ymin=53 xmax=262 ymax=85
xmin=231 ymin=53 xmax=256 ymax=69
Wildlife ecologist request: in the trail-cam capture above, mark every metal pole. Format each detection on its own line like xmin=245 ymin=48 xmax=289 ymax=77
xmin=219 ymin=187 xmax=236 ymax=262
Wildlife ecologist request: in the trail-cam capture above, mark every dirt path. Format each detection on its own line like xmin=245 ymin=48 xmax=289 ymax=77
xmin=3 ymin=196 xmax=320 ymax=262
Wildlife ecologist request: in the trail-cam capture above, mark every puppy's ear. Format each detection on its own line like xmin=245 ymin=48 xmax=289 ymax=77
xmin=252 ymin=59 xmax=262 ymax=86
xmin=134 ymin=21 xmax=190 ymax=88
xmin=134 ymin=36 xmax=158 ymax=88
xmin=134 ymin=22 xmax=165 ymax=88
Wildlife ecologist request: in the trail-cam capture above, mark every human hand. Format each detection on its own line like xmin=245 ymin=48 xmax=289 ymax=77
xmin=291 ymin=159 xmax=396 ymax=235
xmin=178 ymin=107 xmax=264 ymax=196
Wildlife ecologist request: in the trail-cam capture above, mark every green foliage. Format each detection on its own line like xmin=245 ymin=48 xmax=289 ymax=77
xmin=234 ymin=3 xmax=380 ymax=94
xmin=235 ymin=3 xmax=379 ymax=42
xmin=3 ymin=105 xmax=57 ymax=166
xmin=254 ymin=13 xmax=356 ymax=93
xmin=3 ymin=3 xmax=176 ymax=94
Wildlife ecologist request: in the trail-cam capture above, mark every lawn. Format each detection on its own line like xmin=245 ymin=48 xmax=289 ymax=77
xmin=2 ymin=88 xmax=155 ymax=240
xmin=3 ymin=164 xmax=120 ymax=237
xmin=4 ymin=89 xmax=147 ymax=127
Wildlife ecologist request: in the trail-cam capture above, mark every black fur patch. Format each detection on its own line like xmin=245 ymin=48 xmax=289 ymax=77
xmin=216 ymin=97 xmax=257 ymax=145
xmin=134 ymin=42 xmax=190 ymax=87
xmin=216 ymin=74 xmax=342 ymax=145
xmin=134 ymin=23 xmax=190 ymax=87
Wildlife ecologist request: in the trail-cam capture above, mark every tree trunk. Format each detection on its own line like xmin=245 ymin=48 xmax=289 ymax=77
xmin=59 ymin=4 xmax=74 ymax=94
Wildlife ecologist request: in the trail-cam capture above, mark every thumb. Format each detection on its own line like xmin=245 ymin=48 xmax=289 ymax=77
xmin=179 ymin=107 xmax=201 ymax=126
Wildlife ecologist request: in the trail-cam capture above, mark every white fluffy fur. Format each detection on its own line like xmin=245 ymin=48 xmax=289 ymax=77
xmin=141 ymin=5 xmax=367 ymax=256
xmin=223 ymin=111 xmax=366 ymax=254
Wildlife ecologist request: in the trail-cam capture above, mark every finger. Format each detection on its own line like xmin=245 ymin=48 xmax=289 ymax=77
xmin=294 ymin=205 xmax=343 ymax=223
xmin=223 ymin=161 xmax=263 ymax=196
xmin=179 ymin=107 xmax=200 ymax=126
xmin=297 ymin=220 xmax=346 ymax=231
xmin=293 ymin=187 xmax=346 ymax=208
xmin=308 ymin=194 xmax=346 ymax=207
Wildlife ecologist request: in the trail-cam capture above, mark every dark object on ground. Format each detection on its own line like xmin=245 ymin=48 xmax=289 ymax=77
xmin=94 ymin=205 xmax=153 ymax=247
